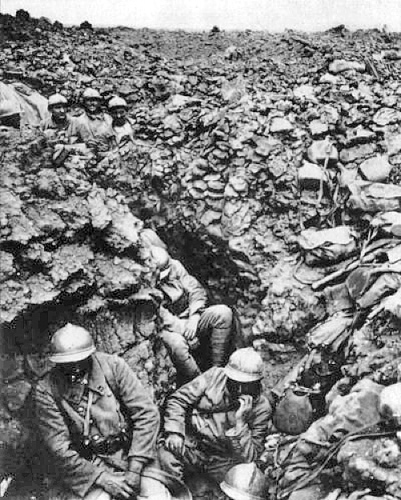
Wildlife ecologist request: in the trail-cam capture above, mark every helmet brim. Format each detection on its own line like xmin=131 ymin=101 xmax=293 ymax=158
xmin=224 ymin=365 xmax=262 ymax=383
xmin=141 ymin=467 xmax=192 ymax=500
xmin=220 ymin=480 xmax=264 ymax=500
xmin=49 ymin=346 xmax=96 ymax=364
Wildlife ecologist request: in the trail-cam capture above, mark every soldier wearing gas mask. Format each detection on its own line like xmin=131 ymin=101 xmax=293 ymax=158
xmin=32 ymin=324 xmax=160 ymax=500
xmin=158 ymin=348 xmax=272 ymax=486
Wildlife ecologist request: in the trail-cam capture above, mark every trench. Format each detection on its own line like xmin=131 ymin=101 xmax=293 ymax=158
xmin=1 ymin=11 xmax=401 ymax=500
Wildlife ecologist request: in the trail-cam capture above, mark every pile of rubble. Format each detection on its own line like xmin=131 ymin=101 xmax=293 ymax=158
xmin=0 ymin=10 xmax=400 ymax=500
xmin=0 ymin=129 xmax=175 ymax=488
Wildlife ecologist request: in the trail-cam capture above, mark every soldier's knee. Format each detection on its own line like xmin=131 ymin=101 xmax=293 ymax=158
xmin=207 ymin=305 xmax=233 ymax=326
xmin=160 ymin=332 xmax=189 ymax=354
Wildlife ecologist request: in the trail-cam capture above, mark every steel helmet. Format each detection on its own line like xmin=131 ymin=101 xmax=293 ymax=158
xmin=225 ymin=348 xmax=264 ymax=383
xmin=138 ymin=467 xmax=192 ymax=500
xmin=220 ymin=463 xmax=268 ymax=500
xmin=379 ymin=383 xmax=401 ymax=427
xmin=108 ymin=96 xmax=128 ymax=109
xmin=49 ymin=323 xmax=96 ymax=363
xmin=48 ymin=93 xmax=68 ymax=109
xmin=82 ymin=88 xmax=101 ymax=100
xmin=83 ymin=469 xmax=192 ymax=500
xmin=0 ymin=101 xmax=21 ymax=118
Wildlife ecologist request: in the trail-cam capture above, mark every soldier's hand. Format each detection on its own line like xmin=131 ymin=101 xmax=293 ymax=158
xmin=165 ymin=432 xmax=185 ymax=458
xmin=235 ymin=395 xmax=253 ymax=425
xmin=124 ymin=471 xmax=141 ymax=496
xmin=95 ymin=471 xmax=134 ymax=499
xmin=183 ymin=314 xmax=200 ymax=341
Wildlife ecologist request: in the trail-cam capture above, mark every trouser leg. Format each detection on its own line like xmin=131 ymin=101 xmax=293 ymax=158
xmin=197 ymin=305 xmax=233 ymax=367
xmin=160 ymin=330 xmax=201 ymax=382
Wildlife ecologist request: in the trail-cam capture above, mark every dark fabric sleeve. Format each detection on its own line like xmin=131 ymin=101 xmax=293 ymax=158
xmin=110 ymin=356 xmax=160 ymax=463
xmin=33 ymin=381 xmax=104 ymax=497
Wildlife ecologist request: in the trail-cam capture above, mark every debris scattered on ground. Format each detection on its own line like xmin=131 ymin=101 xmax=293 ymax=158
xmin=0 ymin=11 xmax=400 ymax=500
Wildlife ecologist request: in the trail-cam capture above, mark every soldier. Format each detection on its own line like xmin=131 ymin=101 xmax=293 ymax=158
xmin=32 ymin=323 xmax=160 ymax=500
xmin=158 ymin=348 xmax=272 ymax=487
xmin=108 ymin=96 xmax=134 ymax=145
xmin=68 ymin=88 xmax=113 ymax=152
xmin=150 ymin=246 xmax=235 ymax=384
xmin=41 ymin=93 xmax=71 ymax=138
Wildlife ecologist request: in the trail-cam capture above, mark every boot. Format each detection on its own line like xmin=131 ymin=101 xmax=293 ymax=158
xmin=210 ymin=326 xmax=232 ymax=367
xmin=172 ymin=352 xmax=201 ymax=385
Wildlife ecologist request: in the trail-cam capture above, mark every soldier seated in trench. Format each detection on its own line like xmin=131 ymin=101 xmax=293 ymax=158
xmin=158 ymin=348 xmax=272 ymax=492
xmin=32 ymin=323 xmax=167 ymax=500
xmin=150 ymin=246 xmax=236 ymax=385
xmin=41 ymin=93 xmax=72 ymax=140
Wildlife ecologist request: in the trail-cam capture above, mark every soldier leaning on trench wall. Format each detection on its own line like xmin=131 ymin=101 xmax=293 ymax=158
xmin=31 ymin=324 xmax=192 ymax=500
xmin=149 ymin=245 xmax=236 ymax=386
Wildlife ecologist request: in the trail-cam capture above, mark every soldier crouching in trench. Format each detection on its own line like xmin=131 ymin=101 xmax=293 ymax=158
xmin=157 ymin=347 xmax=273 ymax=496
xmin=32 ymin=323 xmax=190 ymax=500
xmin=150 ymin=246 xmax=236 ymax=385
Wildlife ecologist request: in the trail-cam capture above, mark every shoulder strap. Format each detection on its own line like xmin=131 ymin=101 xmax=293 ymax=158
xmin=83 ymin=391 xmax=94 ymax=439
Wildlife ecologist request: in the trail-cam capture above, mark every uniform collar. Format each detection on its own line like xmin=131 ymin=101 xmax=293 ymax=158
xmin=54 ymin=355 xmax=107 ymax=404
xmin=87 ymin=354 xmax=108 ymax=396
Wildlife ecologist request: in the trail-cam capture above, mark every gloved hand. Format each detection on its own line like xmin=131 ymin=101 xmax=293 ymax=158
xmin=165 ymin=432 xmax=185 ymax=458
xmin=95 ymin=471 xmax=133 ymax=499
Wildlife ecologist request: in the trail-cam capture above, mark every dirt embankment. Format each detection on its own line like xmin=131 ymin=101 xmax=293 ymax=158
xmin=1 ymin=10 xmax=401 ymax=499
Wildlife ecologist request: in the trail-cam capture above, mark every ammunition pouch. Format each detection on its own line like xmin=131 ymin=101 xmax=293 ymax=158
xmin=78 ymin=430 xmax=130 ymax=458
xmin=91 ymin=433 xmax=129 ymax=455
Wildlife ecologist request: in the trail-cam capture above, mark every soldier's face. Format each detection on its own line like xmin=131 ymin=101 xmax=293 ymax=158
xmin=85 ymin=98 xmax=101 ymax=114
xmin=51 ymin=104 xmax=67 ymax=123
xmin=58 ymin=358 xmax=91 ymax=383
xmin=111 ymin=107 xmax=127 ymax=126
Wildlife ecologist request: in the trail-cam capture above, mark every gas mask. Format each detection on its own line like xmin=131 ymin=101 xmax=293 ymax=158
xmin=227 ymin=379 xmax=262 ymax=402
xmin=58 ymin=358 xmax=91 ymax=384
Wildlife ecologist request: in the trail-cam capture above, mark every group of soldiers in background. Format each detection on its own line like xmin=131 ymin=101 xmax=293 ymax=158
xmin=41 ymin=88 xmax=134 ymax=150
